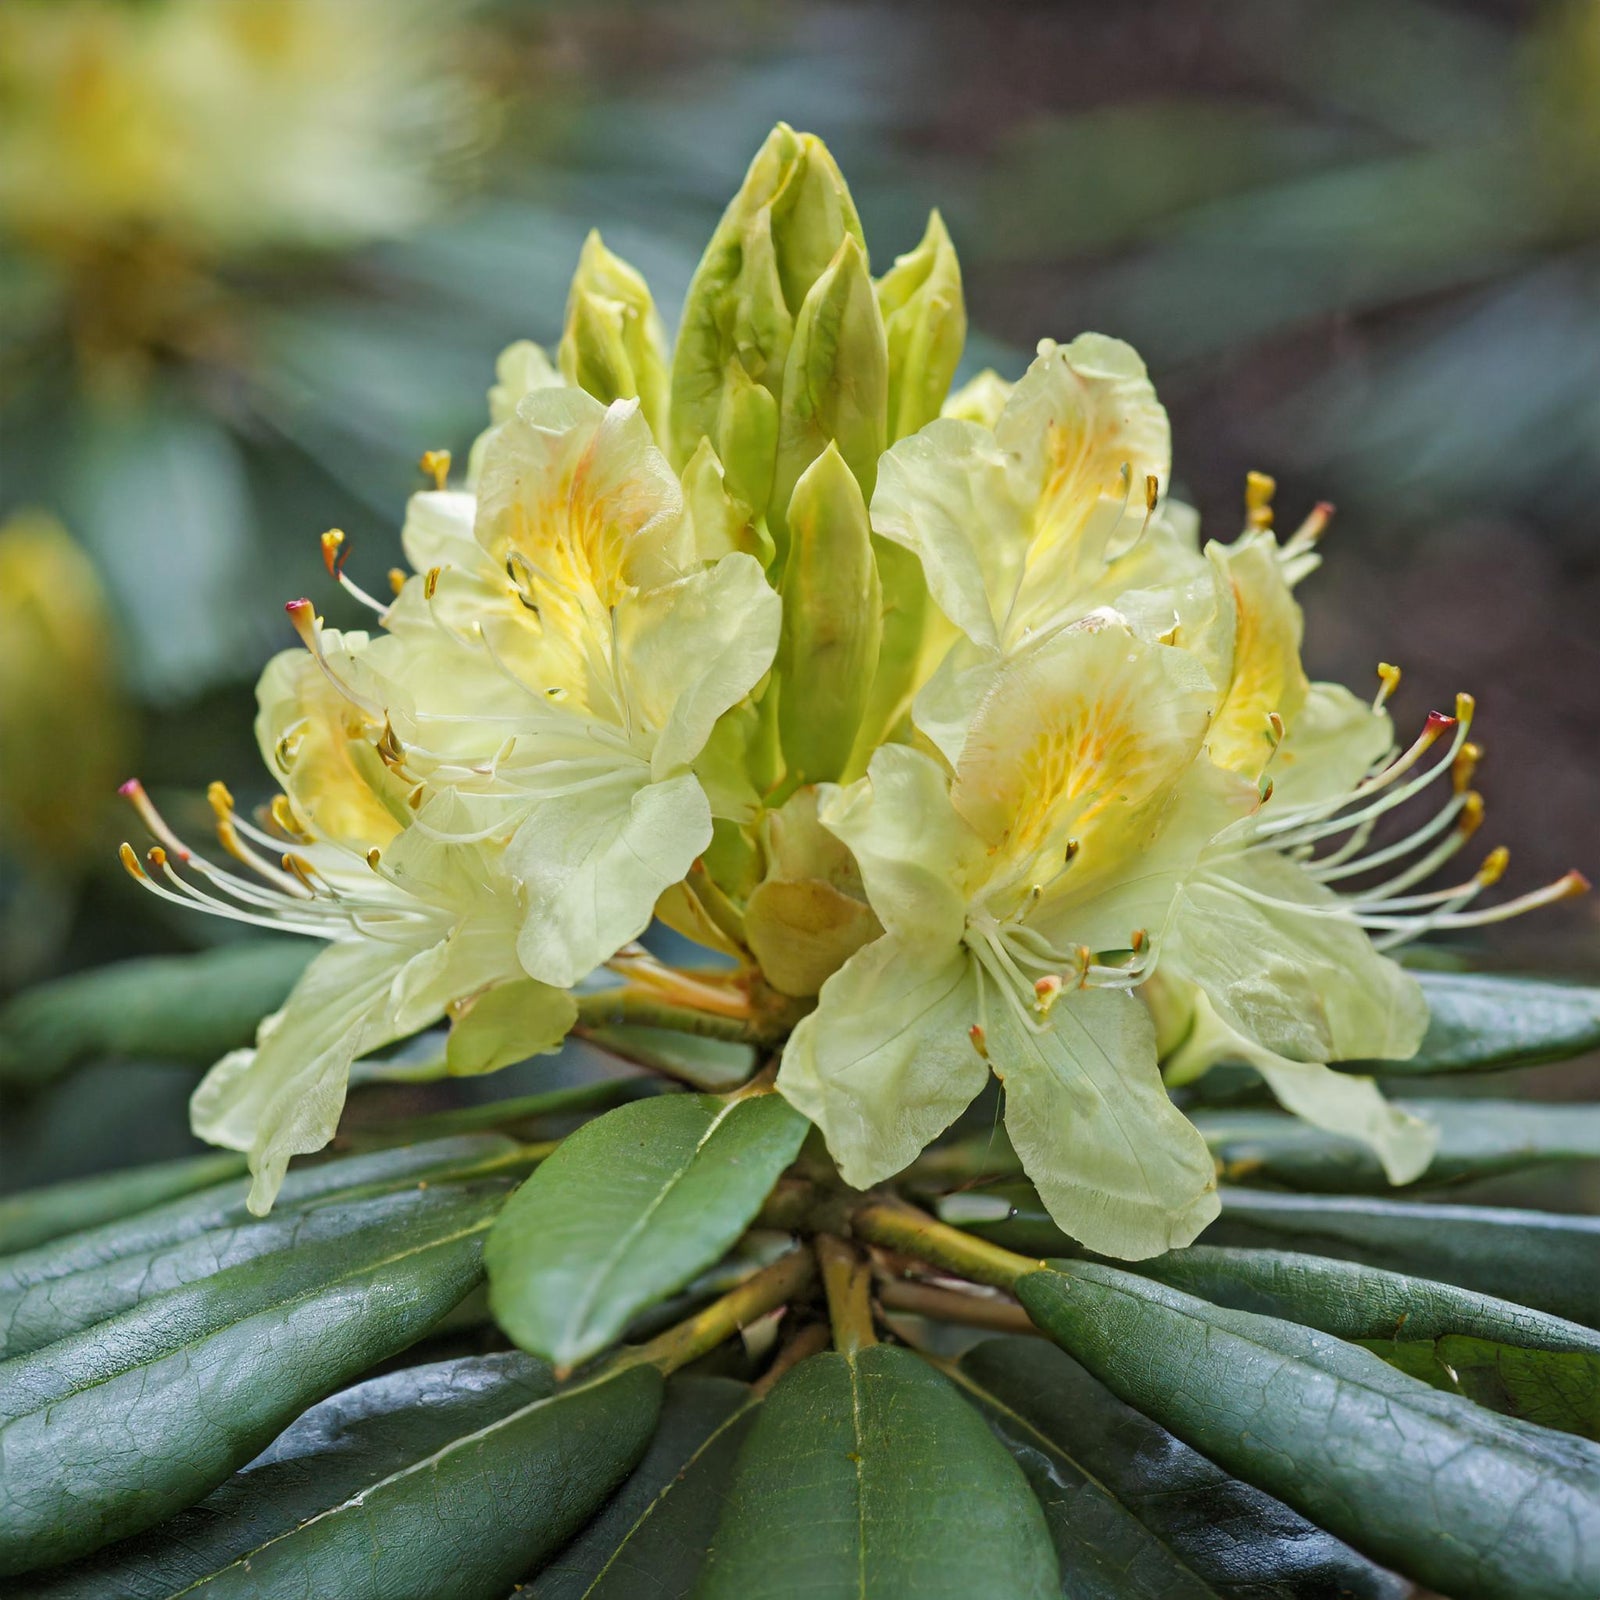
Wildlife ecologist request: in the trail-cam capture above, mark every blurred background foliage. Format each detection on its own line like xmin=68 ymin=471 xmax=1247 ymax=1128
xmin=1 ymin=0 xmax=1595 ymax=1181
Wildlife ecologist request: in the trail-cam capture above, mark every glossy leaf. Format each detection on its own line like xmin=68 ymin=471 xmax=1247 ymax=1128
xmin=0 ymin=941 xmax=312 ymax=1089
xmin=954 ymin=1183 xmax=1600 ymax=1326
xmin=527 ymin=1376 xmax=756 ymax=1598
xmin=953 ymin=1336 xmax=1404 ymax=1600
xmin=1194 ymin=1097 xmax=1600 ymax=1193
xmin=12 ymin=1352 xmax=557 ymax=1598
xmin=0 ymin=1132 xmax=521 ymax=1299
xmin=488 ymin=1092 xmax=808 ymax=1369
xmin=1130 ymin=1243 xmax=1600 ymax=1357
xmin=0 ymin=1180 xmax=506 ymax=1361
xmin=1351 ymin=971 xmax=1600 ymax=1076
xmin=1357 ymin=1333 xmax=1600 ymax=1441
xmin=0 ymin=1151 xmax=245 ymax=1256
xmin=695 ymin=1344 xmax=1059 ymax=1599
xmin=1018 ymin=1260 xmax=1600 ymax=1600
xmin=0 ymin=1184 xmax=500 ymax=1573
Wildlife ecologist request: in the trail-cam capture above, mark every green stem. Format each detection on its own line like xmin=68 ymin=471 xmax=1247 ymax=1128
xmin=818 ymin=1234 xmax=877 ymax=1353
xmin=851 ymin=1198 xmax=1041 ymax=1292
xmin=622 ymin=1248 xmax=818 ymax=1377
xmin=575 ymin=989 xmax=759 ymax=1043
xmin=877 ymin=1277 xmax=1038 ymax=1335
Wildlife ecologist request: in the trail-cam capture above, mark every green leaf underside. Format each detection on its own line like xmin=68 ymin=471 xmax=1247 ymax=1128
xmin=0 ymin=1132 xmax=520 ymax=1298
xmin=0 ymin=1187 xmax=499 ymax=1574
xmin=1017 ymin=1262 xmax=1600 ymax=1600
xmin=0 ymin=940 xmax=314 ymax=1088
xmin=959 ymin=1184 xmax=1600 ymax=1327
xmin=0 ymin=1178 xmax=510 ymax=1361
xmin=953 ymin=1337 xmax=1404 ymax=1600
xmin=695 ymin=1345 xmax=1059 ymax=1600
xmin=528 ymin=1376 xmax=756 ymax=1598
xmin=1358 ymin=1334 xmax=1600 ymax=1442
xmin=488 ymin=1093 xmax=809 ymax=1368
xmin=1351 ymin=971 xmax=1600 ymax=1076
xmin=11 ymin=1352 xmax=557 ymax=1598
xmin=1130 ymin=1244 xmax=1600 ymax=1358
xmin=0 ymin=1150 xmax=247 ymax=1256
xmin=1194 ymin=1098 xmax=1600 ymax=1193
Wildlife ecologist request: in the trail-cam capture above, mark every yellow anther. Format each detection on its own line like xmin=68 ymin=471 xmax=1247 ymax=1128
xmin=1130 ymin=929 xmax=1148 ymax=953
xmin=388 ymin=567 xmax=406 ymax=597
xmin=1455 ymin=691 xmax=1476 ymax=728
xmin=270 ymin=794 xmax=303 ymax=838
xmin=1376 ymin=662 xmax=1401 ymax=704
xmin=376 ymin=717 xmax=404 ymax=766
xmin=1063 ymin=838 xmax=1080 ymax=864
xmin=419 ymin=449 xmax=452 ymax=491
xmin=1266 ymin=711 xmax=1285 ymax=745
xmin=1073 ymin=946 xmax=1092 ymax=988
xmin=423 ymin=566 xmax=442 ymax=601
xmin=320 ymin=528 xmax=345 ymax=576
xmin=968 ymin=1023 xmax=989 ymax=1059
xmin=1245 ymin=470 xmax=1276 ymax=528
xmin=119 ymin=842 xmax=144 ymax=878
xmin=1478 ymin=846 xmax=1510 ymax=887
xmin=366 ymin=848 xmax=382 ymax=869
xmin=1452 ymin=742 xmax=1482 ymax=794
xmin=1458 ymin=791 xmax=1485 ymax=837
xmin=1144 ymin=473 xmax=1160 ymax=513
xmin=146 ymin=845 xmax=168 ymax=870
xmin=283 ymin=853 xmax=320 ymax=893
xmin=206 ymin=780 xmax=235 ymax=820
xmin=1033 ymin=974 xmax=1063 ymax=1016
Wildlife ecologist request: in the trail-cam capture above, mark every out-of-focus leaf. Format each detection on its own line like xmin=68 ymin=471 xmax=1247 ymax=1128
xmin=0 ymin=1133 xmax=521 ymax=1304
xmin=696 ymin=1345 xmax=1059 ymax=1599
xmin=9 ymin=1353 xmax=552 ymax=1598
xmin=526 ymin=1376 xmax=756 ymax=1598
xmin=1194 ymin=1097 xmax=1600 ymax=1192
xmin=0 ymin=941 xmax=313 ymax=1089
xmin=0 ymin=1151 xmax=245 ymax=1256
xmin=953 ymin=1336 xmax=1405 ymax=1600
xmin=1128 ymin=1244 xmax=1600 ymax=1357
xmin=1017 ymin=1261 xmax=1600 ymax=1600
xmin=579 ymin=1024 xmax=756 ymax=1091
xmin=488 ymin=1093 xmax=807 ymax=1369
xmin=1358 ymin=1332 xmax=1600 ymax=1441
xmin=0 ymin=1179 xmax=508 ymax=1360
xmin=1352 ymin=971 xmax=1600 ymax=1076
xmin=954 ymin=1183 xmax=1600 ymax=1326
xmin=0 ymin=1184 xmax=502 ymax=1573
xmin=344 ymin=1075 xmax=665 ymax=1147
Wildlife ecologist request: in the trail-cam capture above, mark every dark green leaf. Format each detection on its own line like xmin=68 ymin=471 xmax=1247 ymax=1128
xmin=953 ymin=1184 xmax=1600 ymax=1325
xmin=12 ymin=1352 xmax=557 ymax=1598
xmin=1349 ymin=970 xmax=1600 ymax=1076
xmin=695 ymin=1344 xmax=1059 ymax=1600
xmin=1017 ymin=1261 xmax=1600 ymax=1600
xmin=488 ymin=1092 xmax=808 ymax=1369
xmin=0 ymin=1180 xmax=506 ymax=1360
xmin=350 ymin=1075 xmax=666 ymax=1148
xmin=0 ymin=1132 xmax=522 ymax=1299
xmin=953 ymin=1336 xmax=1405 ymax=1600
xmin=581 ymin=1025 xmax=757 ymax=1091
xmin=528 ymin=1376 xmax=756 ymax=1598
xmin=1194 ymin=1098 xmax=1600 ymax=1192
xmin=0 ymin=1184 xmax=499 ymax=1573
xmin=0 ymin=941 xmax=313 ymax=1089
xmin=0 ymin=1151 xmax=245 ymax=1256
xmin=1357 ymin=1333 xmax=1600 ymax=1441
xmin=1129 ymin=1243 xmax=1600 ymax=1356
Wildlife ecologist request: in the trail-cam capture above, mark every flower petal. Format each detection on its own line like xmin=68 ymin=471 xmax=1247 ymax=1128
xmin=990 ymin=982 xmax=1218 ymax=1259
xmin=777 ymin=935 xmax=986 ymax=1189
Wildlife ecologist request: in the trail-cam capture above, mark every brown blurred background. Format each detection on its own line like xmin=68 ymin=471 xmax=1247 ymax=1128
xmin=2 ymin=0 xmax=1596 ymax=1182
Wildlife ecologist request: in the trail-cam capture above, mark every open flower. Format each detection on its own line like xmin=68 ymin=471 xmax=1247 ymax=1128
xmin=119 ymin=633 xmax=574 ymax=1213
xmin=871 ymin=335 xmax=1215 ymax=763
xmin=778 ymin=620 xmax=1256 ymax=1258
xmin=342 ymin=387 xmax=782 ymax=988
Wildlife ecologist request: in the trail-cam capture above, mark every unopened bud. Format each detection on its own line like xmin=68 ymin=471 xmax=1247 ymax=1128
xmin=877 ymin=209 xmax=966 ymax=441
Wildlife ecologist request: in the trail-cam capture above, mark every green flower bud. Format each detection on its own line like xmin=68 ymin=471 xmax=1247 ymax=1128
xmin=680 ymin=438 xmax=776 ymax=568
xmin=557 ymin=230 xmax=670 ymax=443
xmin=669 ymin=123 xmax=864 ymax=479
xmin=713 ymin=358 xmax=780 ymax=517
xmin=775 ymin=442 xmax=882 ymax=788
xmin=770 ymin=233 xmax=888 ymax=558
xmin=877 ymin=209 xmax=967 ymax=441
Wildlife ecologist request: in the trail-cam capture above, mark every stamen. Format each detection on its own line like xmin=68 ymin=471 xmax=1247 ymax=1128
xmin=423 ymin=567 xmax=442 ymax=601
xmin=1245 ymin=470 xmax=1276 ymax=530
xmin=285 ymin=599 xmax=386 ymax=719
xmin=968 ymin=1023 xmax=989 ymax=1059
xmin=319 ymin=529 xmax=389 ymax=615
xmin=419 ymin=449 xmax=452 ymax=492
xmin=119 ymin=780 xmax=192 ymax=861
xmin=1033 ymin=975 xmax=1062 ymax=1016
xmin=388 ymin=567 xmax=406 ymax=597
xmin=1452 ymin=742 xmax=1483 ymax=794
xmin=1374 ymin=662 xmax=1401 ymax=711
